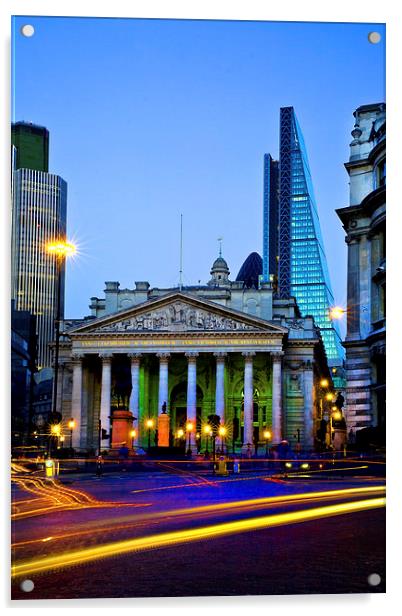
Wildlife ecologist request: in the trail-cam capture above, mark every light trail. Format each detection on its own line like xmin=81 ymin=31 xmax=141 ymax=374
xmin=11 ymin=485 xmax=385 ymax=551
xmin=11 ymin=471 xmax=149 ymax=520
xmin=12 ymin=496 xmax=385 ymax=578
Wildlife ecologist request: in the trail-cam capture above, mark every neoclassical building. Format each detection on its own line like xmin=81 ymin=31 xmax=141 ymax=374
xmin=337 ymin=103 xmax=386 ymax=438
xmin=55 ymin=255 xmax=332 ymax=454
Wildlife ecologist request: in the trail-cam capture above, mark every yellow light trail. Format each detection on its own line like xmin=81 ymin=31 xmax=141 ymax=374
xmin=11 ymin=485 xmax=385 ymax=551
xmin=11 ymin=472 xmax=150 ymax=520
xmin=12 ymin=496 xmax=385 ymax=578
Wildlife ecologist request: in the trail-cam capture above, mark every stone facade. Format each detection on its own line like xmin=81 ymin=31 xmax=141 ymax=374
xmin=336 ymin=103 xmax=386 ymax=437
xmin=56 ymin=258 xmax=333 ymax=454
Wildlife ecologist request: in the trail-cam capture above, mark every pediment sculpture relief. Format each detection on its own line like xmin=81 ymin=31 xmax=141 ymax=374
xmin=97 ymin=301 xmax=257 ymax=332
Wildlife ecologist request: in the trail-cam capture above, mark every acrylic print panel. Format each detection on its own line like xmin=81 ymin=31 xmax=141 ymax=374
xmin=11 ymin=15 xmax=386 ymax=600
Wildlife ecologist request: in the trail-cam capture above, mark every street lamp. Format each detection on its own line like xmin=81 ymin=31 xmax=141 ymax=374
xmin=203 ymin=424 xmax=211 ymax=454
xmin=68 ymin=418 xmax=75 ymax=449
xmin=263 ymin=429 xmax=272 ymax=457
xmin=130 ymin=429 xmax=137 ymax=450
xmin=186 ymin=421 xmax=194 ymax=456
xmin=46 ymin=240 xmax=76 ymax=431
xmin=50 ymin=423 xmax=61 ymax=453
xmin=218 ymin=426 xmax=226 ymax=455
xmin=329 ymin=306 xmax=346 ymax=320
xmin=146 ymin=418 xmax=154 ymax=451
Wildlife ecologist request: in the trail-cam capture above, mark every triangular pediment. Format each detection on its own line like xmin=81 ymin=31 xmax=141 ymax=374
xmin=67 ymin=292 xmax=287 ymax=336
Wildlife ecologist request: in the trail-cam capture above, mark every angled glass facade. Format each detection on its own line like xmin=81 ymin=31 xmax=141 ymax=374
xmin=263 ymin=107 xmax=344 ymax=363
xmin=262 ymin=154 xmax=279 ymax=282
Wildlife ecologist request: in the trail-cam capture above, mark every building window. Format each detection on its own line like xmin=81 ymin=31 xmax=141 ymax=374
xmin=375 ymin=159 xmax=386 ymax=188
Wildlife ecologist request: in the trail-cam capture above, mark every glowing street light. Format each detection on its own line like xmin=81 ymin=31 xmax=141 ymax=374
xmin=130 ymin=428 xmax=137 ymax=450
xmin=329 ymin=306 xmax=345 ymax=320
xmin=218 ymin=426 xmax=226 ymax=455
xmin=186 ymin=421 xmax=194 ymax=456
xmin=68 ymin=418 xmax=75 ymax=450
xmin=145 ymin=418 xmax=154 ymax=451
xmin=263 ymin=429 xmax=272 ymax=458
xmin=46 ymin=239 xmax=77 ymax=438
xmin=326 ymin=393 xmax=335 ymax=402
xmin=203 ymin=424 xmax=211 ymax=454
xmin=320 ymin=378 xmax=329 ymax=388
xmin=49 ymin=423 xmax=61 ymax=453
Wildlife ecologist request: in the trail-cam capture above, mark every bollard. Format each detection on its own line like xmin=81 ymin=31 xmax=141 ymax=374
xmin=45 ymin=459 xmax=55 ymax=479
xmin=233 ymin=459 xmax=240 ymax=474
xmin=216 ymin=456 xmax=229 ymax=476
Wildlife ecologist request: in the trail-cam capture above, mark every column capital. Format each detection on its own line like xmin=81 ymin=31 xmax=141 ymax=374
xmin=99 ymin=352 xmax=113 ymax=363
xmin=242 ymin=351 xmax=256 ymax=359
xmin=156 ymin=352 xmax=170 ymax=362
xmin=71 ymin=352 xmax=85 ymax=364
xmin=128 ymin=352 xmax=142 ymax=362
xmin=185 ymin=352 xmax=199 ymax=360
xmin=271 ymin=351 xmax=284 ymax=362
xmin=214 ymin=352 xmax=227 ymax=360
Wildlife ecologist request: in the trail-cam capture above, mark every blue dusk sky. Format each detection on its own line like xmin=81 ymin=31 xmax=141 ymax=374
xmin=12 ymin=16 xmax=385 ymax=335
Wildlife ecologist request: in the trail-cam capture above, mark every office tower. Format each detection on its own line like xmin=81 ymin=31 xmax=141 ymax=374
xmin=11 ymin=163 xmax=67 ymax=368
xmin=11 ymin=121 xmax=49 ymax=172
xmin=262 ymin=154 xmax=279 ymax=283
xmin=263 ymin=107 xmax=344 ymax=364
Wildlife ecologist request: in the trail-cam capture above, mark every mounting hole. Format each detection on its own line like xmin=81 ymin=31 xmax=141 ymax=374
xmin=21 ymin=24 xmax=35 ymax=37
xmin=367 ymin=573 xmax=381 ymax=586
xmin=368 ymin=32 xmax=381 ymax=44
xmin=20 ymin=579 xmax=35 ymax=592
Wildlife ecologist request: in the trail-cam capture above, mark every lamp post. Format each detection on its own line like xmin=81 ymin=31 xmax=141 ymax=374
xmin=177 ymin=428 xmax=184 ymax=449
xmin=146 ymin=419 xmax=154 ymax=451
xmin=186 ymin=421 xmax=194 ymax=456
xmin=130 ymin=429 xmax=137 ymax=450
xmin=218 ymin=426 xmax=226 ymax=455
xmin=50 ymin=423 xmax=61 ymax=454
xmin=263 ymin=429 xmax=271 ymax=458
xmin=46 ymin=240 xmax=76 ymax=430
xmin=68 ymin=418 xmax=75 ymax=450
xmin=203 ymin=424 xmax=211 ymax=454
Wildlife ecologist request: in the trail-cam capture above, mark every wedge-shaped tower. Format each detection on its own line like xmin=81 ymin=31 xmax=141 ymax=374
xmin=264 ymin=107 xmax=344 ymax=363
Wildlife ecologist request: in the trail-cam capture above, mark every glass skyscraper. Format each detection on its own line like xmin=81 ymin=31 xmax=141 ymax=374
xmin=263 ymin=107 xmax=344 ymax=363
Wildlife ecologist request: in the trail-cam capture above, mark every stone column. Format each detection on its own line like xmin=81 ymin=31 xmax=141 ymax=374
xmin=71 ymin=354 xmax=83 ymax=450
xmin=359 ymin=234 xmax=371 ymax=339
xmin=242 ymin=352 xmax=255 ymax=451
xmin=157 ymin=353 xmax=170 ymax=415
xmin=214 ymin=352 xmax=226 ymax=423
xmin=128 ymin=353 xmax=141 ymax=447
xmin=99 ymin=353 xmax=113 ymax=446
xmin=303 ymin=360 xmax=315 ymax=450
xmin=345 ymin=236 xmax=360 ymax=339
xmin=271 ymin=352 xmax=284 ymax=443
xmin=56 ymin=359 xmax=65 ymax=418
xmin=186 ymin=353 xmax=198 ymax=425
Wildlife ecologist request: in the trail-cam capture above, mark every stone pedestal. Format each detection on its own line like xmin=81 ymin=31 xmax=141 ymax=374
xmin=158 ymin=412 xmax=170 ymax=447
xmin=111 ymin=409 xmax=134 ymax=449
